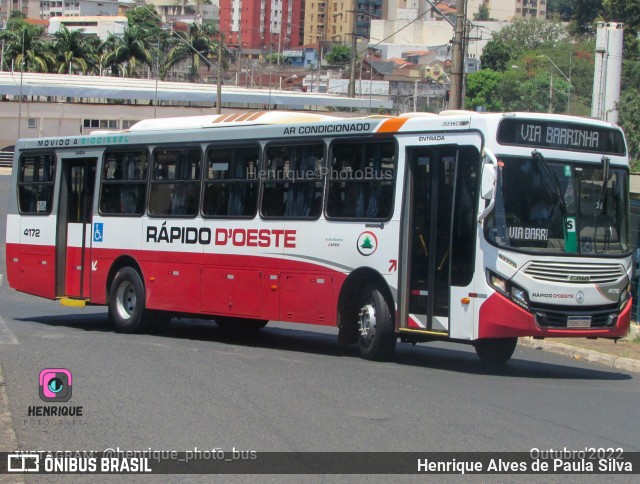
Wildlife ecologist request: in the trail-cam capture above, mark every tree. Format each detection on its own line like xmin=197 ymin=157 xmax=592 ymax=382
xmin=125 ymin=6 xmax=165 ymax=41
xmin=0 ymin=24 xmax=56 ymax=73
xmin=325 ymin=45 xmax=351 ymax=67
xmin=163 ymin=23 xmax=225 ymax=82
xmin=491 ymin=18 xmax=568 ymax=60
xmin=53 ymin=26 xmax=96 ymax=74
xmin=107 ymin=25 xmax=154 ymax=77
xmin=570 ymin=0 xmax=604 ymax=34
xmin=480 ymin=38 xmax=510 ymax=71
xmin=465 ymin=70 xmax=504 ymax=111
xmin=473 ymin=4 xmax=492 ymax=21
xmin=265 ymin=52 xmax=286 ymax=65
xmin=94 ymin=34 xmax=121 ymax=75
xmin=547 ymin=0 xmax=574 ymax=21
xmin=604 ymin=0 xmax=640 ymax=33
xmin=618 ymin=89 xmax=640 ymax=170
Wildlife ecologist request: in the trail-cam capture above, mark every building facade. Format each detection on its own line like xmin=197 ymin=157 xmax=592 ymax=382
xmin=219 ymin=0 xmax=302 ymax=52
xmin=145 ymin=0 xmax=219 ymax=27
xmin=485 ymin=0 xmax=546 ymax=20
xmin=303 ymin=0 xmax=382 ymax=46
xmin=39 ymin=0 xmax=118 ymax=18
xmin=0 ymin=0 xmax=39 ymax=26
xmin=47 ymin=15 xmax=127 ymax=39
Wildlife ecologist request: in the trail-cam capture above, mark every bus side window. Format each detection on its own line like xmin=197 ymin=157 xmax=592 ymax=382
xmin=149 ymin=148 xmax=201 ymax=217
xmin=261 ymin=143 xmax=324 ymax=219
xmin=99 ymin=150 xmax=148 ymax=216
xmin=262 ymin=183 xmax=287 ymax=216
xmin=18 ymin=153 xmax=56 ymax=215
xmin=326 ymin=140 xmax=396 ymax=220
xmin=203 ymin=145 xmax=259 ymax=218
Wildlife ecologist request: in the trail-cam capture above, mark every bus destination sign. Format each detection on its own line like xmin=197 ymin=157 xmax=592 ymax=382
xmin=497 ymin=118 xmax=626 ymax=155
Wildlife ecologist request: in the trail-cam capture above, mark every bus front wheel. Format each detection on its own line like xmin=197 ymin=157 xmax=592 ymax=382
xmin=108 ymin=267 xmax=150 ymax=333
xmin=474 ymin=338 xmax=518 ymax=365
xmin=357 ymin=284 xmax=396 ymax=361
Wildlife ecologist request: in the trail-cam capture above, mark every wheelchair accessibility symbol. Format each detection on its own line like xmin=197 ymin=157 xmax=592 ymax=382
xmin=93 ymin=223 xmax=104 ymax=242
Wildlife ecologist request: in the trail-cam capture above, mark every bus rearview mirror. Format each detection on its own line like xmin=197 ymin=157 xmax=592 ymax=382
xmin=480 ymin=164 xmax=496 ymax=200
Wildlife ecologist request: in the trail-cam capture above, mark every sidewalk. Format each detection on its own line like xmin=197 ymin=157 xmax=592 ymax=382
xmin=519 ymin=323 xmax=640 ymax=373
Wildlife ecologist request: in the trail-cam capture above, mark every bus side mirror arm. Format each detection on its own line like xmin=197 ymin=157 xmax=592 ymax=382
xmin=478 ymin=151 xmax=497 ymax=223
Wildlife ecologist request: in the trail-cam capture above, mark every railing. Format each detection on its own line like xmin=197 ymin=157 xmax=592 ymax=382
xmin=0 ymin=151 xmax=13 ymax=168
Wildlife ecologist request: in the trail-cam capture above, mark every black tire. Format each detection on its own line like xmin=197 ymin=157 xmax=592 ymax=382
xmin=357 ymin=284 xmax=396 ymax=361
xmin=216 ymin=317 xmax=268 ymax=333
xmin=474 ymin=338 xmax=518 ymax=366
xmin=108 ymin=267 xmax=150 ymax=333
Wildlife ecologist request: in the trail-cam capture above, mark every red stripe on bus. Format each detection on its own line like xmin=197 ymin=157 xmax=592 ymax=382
xmin=6 ymin=243 xmax=347 ymax=327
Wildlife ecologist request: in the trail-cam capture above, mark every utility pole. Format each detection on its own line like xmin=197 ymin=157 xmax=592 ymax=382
xmin=18 ymin=29 xmax=25 ymax=140
xmin=548 ymin=71 xmax=553 ymax=114
xmin=348 ymin=10 xmax=357 ymax=98
xmin=154 ymin=38 xmax=159 ymax=118
xmin=216 ymin=34 xmax=223 ymax=114
xmin=449 ymin=0 xmax=466 ymax=110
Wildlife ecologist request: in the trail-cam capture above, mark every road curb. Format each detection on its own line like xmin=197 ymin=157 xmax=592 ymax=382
xmin=0 ymin=364 xmax=18 ymax=451
xmin=519 ymin=337 xmax=640 ymax=373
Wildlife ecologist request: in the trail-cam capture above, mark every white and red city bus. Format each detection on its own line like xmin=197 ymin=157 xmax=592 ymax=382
xmin=5 ymin=110 xmax=632 ymax=363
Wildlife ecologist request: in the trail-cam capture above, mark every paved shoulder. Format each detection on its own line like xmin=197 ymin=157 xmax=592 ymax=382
xmin=0 ymin=365 xmax=18 ymax=452
xmin=0 ymin=364 xmax=22 ymax=484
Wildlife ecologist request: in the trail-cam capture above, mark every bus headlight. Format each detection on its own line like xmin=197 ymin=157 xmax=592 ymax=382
xmin=489 ymin=272 xmax=507 ymax=293
xmin=510 ymin=285 xmax=529 ymax=310
xmin=488 ymin=271 xmax=530 ymax=310
xmin=619 ymin=283 xmax=631 ymax=310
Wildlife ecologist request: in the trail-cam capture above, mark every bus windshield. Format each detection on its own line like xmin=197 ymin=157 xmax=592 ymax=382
xmin=484 ymin=155 xmax=630 ymax=255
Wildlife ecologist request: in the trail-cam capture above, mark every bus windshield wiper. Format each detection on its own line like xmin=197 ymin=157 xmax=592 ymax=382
xmin=531 ymin=150 xmax=566 ymax=215
xmin=596 ymin=156 xmax=610 ymax=212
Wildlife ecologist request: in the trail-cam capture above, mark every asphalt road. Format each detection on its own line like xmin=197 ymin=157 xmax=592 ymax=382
xmin=0 ymin=174 xmax=639 ymax=481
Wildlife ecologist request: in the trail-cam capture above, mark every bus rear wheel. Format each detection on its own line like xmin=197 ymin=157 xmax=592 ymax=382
xmin=108 ymin=267 xmax=150 ymax=333
xmin=357 ymin=284 xmax=396 ymax=361
xmin=474 ymin=338 xmax=518 ymax=366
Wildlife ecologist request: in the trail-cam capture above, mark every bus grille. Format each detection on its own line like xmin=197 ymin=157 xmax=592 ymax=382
xmin=530 ymin=303 xmax=618 ymax=328
xmin=523 ymin=262 xmax=624 ymax=284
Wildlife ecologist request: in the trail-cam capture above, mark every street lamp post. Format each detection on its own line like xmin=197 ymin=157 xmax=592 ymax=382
xmin=336 ymin=9 xmax=380 ymax=98
xmin=539 ymin=54 xmax=572 ymax=114
xmin=279 ymin=74 xmax=298 ymax=91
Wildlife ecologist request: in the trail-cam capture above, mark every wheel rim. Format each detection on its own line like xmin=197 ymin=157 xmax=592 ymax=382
xmin=359 ymin=303 xmax=377 ymax=346
xmin=115 ymin=280 xmax=136 ymax=320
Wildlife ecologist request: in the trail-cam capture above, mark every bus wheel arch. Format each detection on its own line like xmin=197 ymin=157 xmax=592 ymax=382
xmin=337 ymin=268 xmax=397 ymax=360
xmin=106 ymin=256 xmax=143 ymax=306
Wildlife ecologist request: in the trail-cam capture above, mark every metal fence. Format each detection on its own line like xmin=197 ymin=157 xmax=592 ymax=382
xmin=0 ymin=151 xmax=12 ymax=168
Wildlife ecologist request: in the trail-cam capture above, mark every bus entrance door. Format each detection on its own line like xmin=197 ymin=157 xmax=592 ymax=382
xmin=402 ymin=145 xmax=480 ymax=334
xmin=57 ymin=158 xmax=97 ymax=299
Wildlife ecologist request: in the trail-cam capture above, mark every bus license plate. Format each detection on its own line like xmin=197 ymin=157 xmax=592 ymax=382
xmin=567 ymin=316 xmax=591 ymax=328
